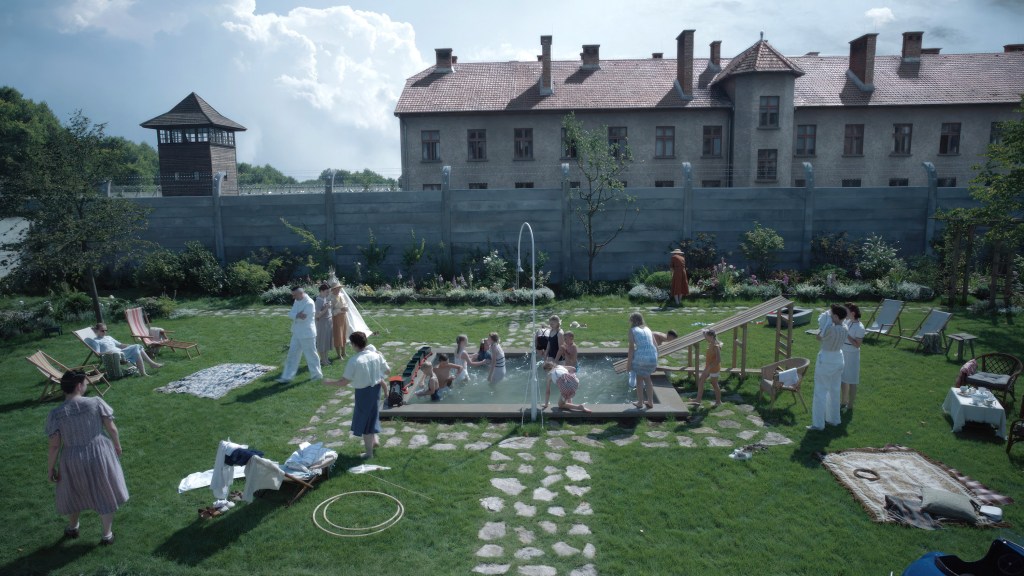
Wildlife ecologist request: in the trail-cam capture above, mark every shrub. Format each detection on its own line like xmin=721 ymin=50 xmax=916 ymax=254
xmin=357 ymin=228 xmax=390 ymax=286
xmin=260 ymin=285 xmax=294 ymax=305
xmin=247 ymin=247 xmax=309 ymax=286
xmin=831 ymin=282 xmax=873 ymax=300
xmin=628 ymin=284 xmax=669 ymax=302
xmin=52 ymin=291 xmax=93 ymax=320
xmin=225 ymin=261 xmax=272 ymax=296
xmin=811 ymin=231 xmax=860 ymax=272
xmin=793 ymin=283 xmax=825 ymax=300
xmin=480 ymin=250 xmax=510 ymax=290
xmin=740 ymin=222 xmax=784 ymax=277
xmin=104 ymin=296 xmax=133 ymax=322
xmin=134 ymin=296 xmax=177 ymax=320
xmin=644 ymin=271 xmax=672 ymax=290
xmin=858 ymin=234 xmax=904 ymax=280
xmin=179 ymin=241 xmax=225 ymax=295
xmin=672 ymin=233 xmax=720 ymax=272
xmin=135 ymin=249 xmax=185 ymax=293
xmin=807 ymin=265 xmax=849 ymax=286
xmin=506 ymin=287 xmax=555 ymax=304
xmin=876 ymin=280 xmax=934 ymax=302
xmin=738 ymin=282 xmax=782 ymax=300
xmin=0 ymin=310 xmax=36 ymax=339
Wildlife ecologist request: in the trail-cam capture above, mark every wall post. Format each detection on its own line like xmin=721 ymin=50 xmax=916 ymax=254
xmin=560 ymin=163 xmax=572 ymax=283
xmin=800 ymin=162 xmax=815 ymax=270
xmin=681 ymin=162 xmax=693 ymax=240
xmin=922 ymin=161 xmax=938 ymax=256
xmin=212 ymin=172 xmax=226 ymax=265
xmin=325 ymin=169 xmax=337 ymax=269
xmin=441 ymin=165 xmax=453 ymax=271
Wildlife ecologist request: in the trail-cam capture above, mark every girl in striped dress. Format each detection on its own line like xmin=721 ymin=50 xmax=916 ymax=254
xmin=627 ymin=312 xmax=658 ymax=409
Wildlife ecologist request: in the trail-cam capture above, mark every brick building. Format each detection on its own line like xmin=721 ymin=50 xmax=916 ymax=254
xmin=394 ymin=31 xmax=1024 ymax=190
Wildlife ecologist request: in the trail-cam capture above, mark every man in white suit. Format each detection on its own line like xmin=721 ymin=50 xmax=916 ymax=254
xmin=278 ymin=286 xmax=323 ymax=383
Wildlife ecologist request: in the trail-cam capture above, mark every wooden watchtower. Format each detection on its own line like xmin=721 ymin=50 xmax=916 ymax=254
xmin=140 ymin=93 xmax=246 ymax=196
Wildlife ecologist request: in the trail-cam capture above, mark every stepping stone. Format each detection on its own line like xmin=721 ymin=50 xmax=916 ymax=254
xmin=479 ymin=522 xmax=506 ymax=541
xmin=402 ymin=426 xmax=424 ymax=433
xmin=533 ymin=487 xmax=558 ymax=502
xmin=707 ymin=437 xmax=734 ymax=447
xmin=553 ymin=542 xmax=581 ymax=557
xmin=746 ymin=415 xmax=765 ymax=427
xmin=761 ymin=431 xmax=793 ymax=446
xmin=571 ymin=564 xmax=598 ymax=576
xmin=574 ymin=436 xmax=604 ymax=448
xmin=574 ymin=502 xmax=593 ymax=515
xmin=566 ymin=466 xmax=590 ymax=482
xmin=518 ymin=453 xmax=536 ymax=461
xmin=548 ymin=506 xmax=566 ymax=517
xmin=379 ymin=427 xmax=396 ymax=436
xmin=544 ymin=452 xmax=563 ymax=461
xmin=409 ymin=435 xmax=429 ymax=449
xmin=515 ymin=547 xmax=545 ymax=560
xmin=466 ymin=442 xmax=491 ymax=451
xmin=482 ymin=432 xmax=503 ymax=439
xmin=480 ymin=497 xmax=505 ymax=512
xmin=571 ymin=451 xmax=592 ymax=464
xmin=541 ymin=474 xmax=563 ymax=487
xmin=514 ymin=501 xmax=537 ymax=517
xmin=582 ymin=544 xmax=597 ymax=560
xmin=547 ymin=429 xmax=576 ymax=436
xmin=515 ymin=526 xmax=535 ymax=544
xmin=568 ymin=523 xmax=591 ymax=535
xmin=610 ymin=435 xmax=638 ymax=446
xmin=646 ymin=431 xmax=668 ymax=439
xmin=499 ymin=437 xmax=538 ymax=450
xmin=384 ymin=436 xmax=404 ymax=447
xmin=492 ymin=478 xmax=526 ymax=496
xmin=491 ymin=451 xmax=512 ymax=461
xmin=438 ymin=431 xmax=469 ymax=441
xmin=717 ymin=420 xmax=742 ymax=429
xmin=737 ymin=430 xmax=759 ymax=440
xmin=431 ymin=443 xmax=457 ymax=451
xmin=309 ymin=415 xmax=321 ymax=424
xmin=546 ymin=437 xmax=569 ymax=450
xmin=691 ymin=427 xmax=716 ymax=434
xmin=489 ymin=464 xmax=508 ymax=472
xmin=676 ymin=436 xmax=696 ymax=447
xmin=326 ymin=428 xmax=346 ymax=438
xmin=518 ymin=464 xmax=534 ymax=475
xmin=518 ymin=566 xmax=556 ymax=576
xmin=710 ymin=409 xmax=735 ymax=417
xmin=642 ymin=442 xmax=669 ymax=448
xmin=543 ymin=465 xmax=560 ymax=474
xmin=565 ymin=485 xmax=591 ymax=497
xmin=539 ymin=520 xmax=558 ymax=534
xmin=472 ymin=564 xmax=510 ymax=575
xmin=735 ymin=404 xmax=756 ymax=413
xmin=476 ymin=544 xmax=504 ymax=558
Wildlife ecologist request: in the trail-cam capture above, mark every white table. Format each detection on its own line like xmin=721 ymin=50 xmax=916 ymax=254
xmin=942 ymin=387 xmax=1006 ymax=438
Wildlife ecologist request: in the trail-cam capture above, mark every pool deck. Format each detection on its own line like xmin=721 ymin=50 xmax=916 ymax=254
xmin=381 ymin=347 xmax=690 ymax=421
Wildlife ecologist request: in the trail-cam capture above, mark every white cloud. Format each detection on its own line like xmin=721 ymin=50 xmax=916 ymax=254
xmin=55 ymin=0 xmax=190 ymax=43
xmin=864 ymin=7 xmax=896 ymax=28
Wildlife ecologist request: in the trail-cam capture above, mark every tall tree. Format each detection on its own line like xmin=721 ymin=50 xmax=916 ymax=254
xmin=562 ymin=112 xmax=638 ymax=281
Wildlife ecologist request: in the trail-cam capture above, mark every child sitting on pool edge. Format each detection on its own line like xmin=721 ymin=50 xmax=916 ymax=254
xmin=542 ymin=360 xmax=591 ymax=413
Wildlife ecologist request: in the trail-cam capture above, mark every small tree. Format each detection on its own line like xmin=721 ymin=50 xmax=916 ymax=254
xmin=740 ymin=222 xmax=784 ymax=278
xmin=562 ymin=112 xmax=638 ymax=281
xmin=280 ymin=218 xmax=341 ymax=280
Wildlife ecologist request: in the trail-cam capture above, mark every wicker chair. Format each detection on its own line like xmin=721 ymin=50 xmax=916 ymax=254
xmin=758 ymin=357 xmax=811 ymax=412
xmin=967 ymin=353 xmax=1022 ymax=413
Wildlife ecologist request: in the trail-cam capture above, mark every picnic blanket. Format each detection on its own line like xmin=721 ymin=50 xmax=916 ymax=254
xmin=820 ymin=445 xmax=1012 ymax=528
xmin=155 ymin=363 xmax=275 ymax=399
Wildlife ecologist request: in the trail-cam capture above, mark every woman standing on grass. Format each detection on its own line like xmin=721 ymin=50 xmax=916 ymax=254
xmin=669 ymin=248 xmax=689 ymax=306
xmin=324 ymin=331 xmax=389 ymax=459
xmin=841 ymin=302 xmax=865 ymax=412
xmin=626 ymin=312 xmax=657 ymax=409
xmin=47 ymin=370 xmax=129 ymax=546
xmin=314 ymin=282 xmax=333 ymax=366
xmin=809 ymin=304 xmax=848 ymax=431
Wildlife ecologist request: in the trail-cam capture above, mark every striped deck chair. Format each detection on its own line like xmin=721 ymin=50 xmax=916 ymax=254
xmin=26 ymin=350 xmax=110 ymax=401
xmin=125 ymin=307 xmax=200 ymax=359
xmin=863 ymin=298 xmax=905 ymax=341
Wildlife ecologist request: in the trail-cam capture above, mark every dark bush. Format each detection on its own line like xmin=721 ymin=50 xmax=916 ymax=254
xmin=225 ymin=261 xmax=272 ymax=296
xmin=179 ymin=241 xmax=225 ymax=295
xmin=135 ymin=296 xmax=177 ymax=320
xmin=672 ymin=233 xmax=720 ymax=272
xmin=645 ymin=271 xmax=672 ymax=290
xmin=135 ymin=249 xmax=185 ymax=293
xmin=811 ymin=231 xmax=859 ymax=272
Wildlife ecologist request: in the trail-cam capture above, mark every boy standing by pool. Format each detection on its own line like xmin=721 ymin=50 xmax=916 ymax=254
xmin=558 ymin=331 xmax=579 ymax=370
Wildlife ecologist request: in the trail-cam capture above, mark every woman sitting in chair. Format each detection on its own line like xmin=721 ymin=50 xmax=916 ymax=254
xmin=86 ymin=323 xmax=162 ymax=377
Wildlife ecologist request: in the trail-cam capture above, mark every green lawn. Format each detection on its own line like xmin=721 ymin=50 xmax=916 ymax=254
xmin=1 ymin=297 xmax=1022 ymax=575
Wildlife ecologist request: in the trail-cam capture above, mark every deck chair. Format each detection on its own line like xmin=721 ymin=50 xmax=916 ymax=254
xmin=73 ymin=326 xmax=100 ymax=365
xmin=26 ymin=350 xmax=110 ymax=401
xmin=125 ymin=307 xmax=200 ymax=359
xmin=243 ymin=442 xmax=337 ymax=506
xmin=863 ymin=299 xmax=905 ymax=341
xmin=757 ymin=357 xmax=811 ymax=411
xmin=895 ymin=308 xmax=953 ymax=352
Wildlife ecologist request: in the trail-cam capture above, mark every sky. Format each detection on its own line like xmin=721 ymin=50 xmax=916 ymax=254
xmin=2 ymin=0 xmax=1022 ymax=181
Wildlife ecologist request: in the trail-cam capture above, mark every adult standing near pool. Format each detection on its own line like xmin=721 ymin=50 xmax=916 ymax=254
xmin=328 ymin=276 xmax=349 ymax=361
xmin=841 ymin=302 xmax=865 ymax=412
xmin=669 ymin=248 xmax=689 ymax=306
xmin=626 ymin=312 xmax=658 ymax=410
xmin=545 ymin=315 xmax=565 ymax=363
xmin=47 ymin=370 xmax=129 ymax=546
xmin=324 ymin=331 xmax=389 ymax=459
xmin=808 ymin=304 xmax=848 ymax=431
xmin=278 ymin=286 xmax=322 ymax=383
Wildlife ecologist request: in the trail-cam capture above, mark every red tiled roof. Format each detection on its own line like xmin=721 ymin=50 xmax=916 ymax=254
xmin=395 ymin=50 xmax=1024 ymax=115
xmin=140 ymin=92 xmax=246 ymax=130
xmin=713 ymin=39 xmax=805 ymax=82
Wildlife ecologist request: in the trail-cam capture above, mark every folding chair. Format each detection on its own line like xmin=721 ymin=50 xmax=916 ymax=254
xmin=73 ymin=327 xmax=101 ymax=365
xmin=125 ymin=307 xmax=200 ymax=359
xmin=863 ymin=298 xmax=905 ymax=341
xmin=895 ymin=308 xmax=953 ymax=352
xmin=26 ymin=350 xmax=110 ymax=401
xmin=243 ymin=442 xmax=338 ymax=506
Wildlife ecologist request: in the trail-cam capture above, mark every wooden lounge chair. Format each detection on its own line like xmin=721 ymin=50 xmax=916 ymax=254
xmin=73 ymin=326 xmax=101 ymax=365
xmin=125 ymin=307 xmax=200 ymax=359
xmin=245 ymin=444 xmax=338 ymax=507
xmin=863 ymin=298 xmax=905 ymax=341
xmin=895 ymin=308 xmax=953 ymax=353
xmin=757 ymin=357 xmax=811 ymax=412
xmin=26 ymin=350 xmax=110 ymax=401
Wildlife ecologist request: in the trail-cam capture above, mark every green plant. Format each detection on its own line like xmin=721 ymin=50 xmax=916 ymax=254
xmin=672 ymin=233 xmax=720 ymax=272
xmin=401 ymin=229 xmax=427 ymax=282
xmin=135 ymin=248 xmax=185 ymax=294
xmin=280 ymin=218 xmax=341 ymax=280
xmin=792 ymin=282 xmax=825 ymax=300
xmin=357 ymin=228 xmax=391 ymax=286
xmin=178 ymin=241 xmax=225 ymax=295
xmin=134 ymin=295 xmax=177 ymax=319
xmin=246 ymin=247 xmax=309 ymax=286
xmin=628 ymin=284 xmax=669 ymax=302
xmin=480 ymin=250 xmax=509 ymax=290
xmin=740 ymin=221 xmax=784 ymax=277
xmin=52 ymin=290 xmax=93 ymax=320
xmin=811 ymin=231 xmax=860 ymax=272
xmin=858 ymin=234 xmax=904 ymax=280
xmin=224 ymin=260 xmax=272 ymax=296
xmin=644 ymin=271 xmax=672 ymax=290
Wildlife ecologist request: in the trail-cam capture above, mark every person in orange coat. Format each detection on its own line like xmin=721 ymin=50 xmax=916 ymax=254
xmin=669 ymin=248 xmax=689 ymax=306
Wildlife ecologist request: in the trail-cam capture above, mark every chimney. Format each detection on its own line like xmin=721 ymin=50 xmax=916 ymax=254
xmin=581 ymin=44 xmax=600 ymax=70
xmin=434 ymin=48 xmax=453 ymax=73
xmin=652 ymin=52 xmax=663 ymax=59
xmin=902 ymin=31 xmax=923 ymax=62
xmin=1004 ymin=44 xmax=1024 ymax=52
xmin=675 ymin=29 xmax=695 ymax=100
xmin=451 ymin=55 xmax=458 ymax=64
xmin=847 ymin=33 xmax=877 ymax=92
xmin=709 ymin=40 xmax=721 ymax=71
xmin=921 ymin=48 xmax=940 ymax=55
xmin=540 ymin=35 xmax=553 ymax=96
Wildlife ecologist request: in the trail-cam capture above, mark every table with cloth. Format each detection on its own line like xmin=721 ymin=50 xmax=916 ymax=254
xmin=941 ymin=387 xmax=1006 ymax=438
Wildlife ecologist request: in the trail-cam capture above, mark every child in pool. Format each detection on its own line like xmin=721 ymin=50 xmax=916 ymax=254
xmin=414 ymin=359 xmax=442 ymax=401
xmin=433 ymin=353 xmax=463 ymax=389
xmin=558 ymin=331 xmax=579 ymax=369
xmin=541 ymin=360 xmax=591 ymax=412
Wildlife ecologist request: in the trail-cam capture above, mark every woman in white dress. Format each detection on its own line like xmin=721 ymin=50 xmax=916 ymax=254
xmin=841 ymin=302 xmax=865 ymax=411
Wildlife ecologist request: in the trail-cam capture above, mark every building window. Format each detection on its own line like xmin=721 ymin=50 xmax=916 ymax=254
xmin=702 ymin=126 xmax=723 ymax=157
xmin=421 ymin=130 xmax=440 ymax=162
xmin=844 ymin=124 xmax=864 ymax=155
xmin=756 ymin=149 xmax=777 ymax=181
xmin=608 ymin=127 xmax=628 ymax=158
xmin=468 ymin=182 xmax=488 ymax=189
xmin=794 ymin=179 xmax=806 ymax=187
xmin=759 ymin=96 xmax=780 ymax=128
xmin=701 ymin=180 xmax=722 ymax=188
xmin=990 ymin=121 xmax=1004 ymax=144
xmin=889 ymin=178 xmax=909 ymax=187
xmin=937 ymin=177 xmax=957 ymax=187
xmin=655 ymin=126 xmax=675 ymax=158
xmin=422 ymin=184 xmax=442 ymax=191
xmin=560 ymin=128 xmax=578 ymax=159
xmin=468 ymin=129 xmax=487 ymax=161
xmin=842 ymin=178 xmax=862 ymax=187
xmin=795 ymin=125 xmax=816 ymax=156
xmin=569 ymin=181 xmax=581 ymax=189
xmin=514 ymin=128 xmax=533 ymax=160
xmin=514 ymin=182 xmax=534 ymax=189
xmin=939 ymin=123 xmax=961 ymax=155
xmin=893 ymin=124 xmax=913 ymax=155
xmin=654 ymin=180 xmax=674 ymax=187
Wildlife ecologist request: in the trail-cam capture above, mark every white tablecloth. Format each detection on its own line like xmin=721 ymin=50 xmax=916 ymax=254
xmin=942 ymin=387 xmax=1006 ymax=438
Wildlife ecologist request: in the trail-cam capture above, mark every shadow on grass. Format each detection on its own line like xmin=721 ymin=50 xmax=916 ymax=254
xmin=790 ymin=415 xmax=850 ymax=469
xmin=0 ymin=396 xmax=48 ymax=415
xmin=230 ymin=377 xmax=306 ymax=404
xmin=0 ymin=536 xmax=94 ymax=575
xmin=151 ymin=499 xmax=277 ymax=566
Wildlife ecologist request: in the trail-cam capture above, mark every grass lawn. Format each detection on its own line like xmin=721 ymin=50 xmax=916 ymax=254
xmin=1 ymin=296 xmax=1022 ymax=575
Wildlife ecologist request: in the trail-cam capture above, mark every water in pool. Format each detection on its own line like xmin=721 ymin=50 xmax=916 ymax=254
xmin=405 ymin=354 xmax=637 ymax=405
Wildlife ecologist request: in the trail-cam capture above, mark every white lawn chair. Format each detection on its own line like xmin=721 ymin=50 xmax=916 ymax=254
xmin=895 ymin=308 xmax=953 ymax=353
xmin=863 ymin=299 xmax=905 ymax=341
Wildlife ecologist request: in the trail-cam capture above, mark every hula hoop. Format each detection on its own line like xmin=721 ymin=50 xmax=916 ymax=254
xmin=853 ymin=468 xmax=880 ymax=481
xmin=313 ymin=491 xmax=404 ymax=537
